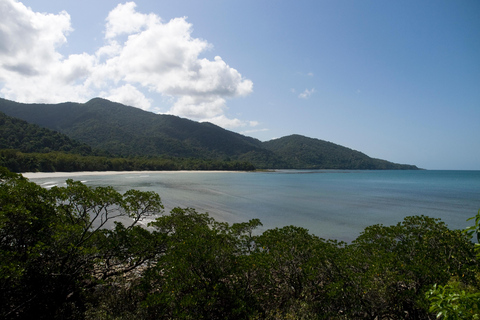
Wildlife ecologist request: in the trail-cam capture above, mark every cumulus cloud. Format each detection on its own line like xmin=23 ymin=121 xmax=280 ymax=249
xmin=241 ymin=127 xmax=268 ymax=135
xmin=0 ymin=0 xmax=255 ymax=128
xmin=102 ymin=84 xmax=152 ymax=111
xmin=0 ymin=0 xmax=91 ymax=102
xmin=104 ymin=2 xmax=159 ymax=39
xmin=299 ymin=88 xmax=316 ymax=99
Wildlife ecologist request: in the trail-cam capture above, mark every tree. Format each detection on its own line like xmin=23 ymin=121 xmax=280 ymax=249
xmin=0 ymin=167 xmax=164 ymax=319
xmin=246 ymin=225 xmax=346 ymax=319
xmin=143 ymin=208 xmax=259 ymax=319
xmin=0 ymin=168 xmax=61 ymax=318
xmin=426 ymin=210 xmax=480 ymax=319
xmin=348 ymin=215 xmax=477 ymax=319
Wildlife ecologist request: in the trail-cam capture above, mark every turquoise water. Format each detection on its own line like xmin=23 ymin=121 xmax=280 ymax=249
xmin=28 ymin=170 xmax=480 ymax=242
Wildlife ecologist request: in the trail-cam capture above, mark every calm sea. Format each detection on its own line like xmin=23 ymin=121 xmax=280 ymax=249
xmin=27 ymin=170 xmax=480 ymax=242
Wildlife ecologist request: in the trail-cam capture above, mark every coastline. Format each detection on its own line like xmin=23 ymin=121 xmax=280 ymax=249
xmin=21 ymin=170 xmax=244 ymax=179
xmin=19 ymin=170 xmax=480 ymax=241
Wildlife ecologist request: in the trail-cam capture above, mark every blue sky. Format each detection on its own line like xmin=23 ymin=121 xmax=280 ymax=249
xmin=1 ymin=0 xmax=479 ymax=169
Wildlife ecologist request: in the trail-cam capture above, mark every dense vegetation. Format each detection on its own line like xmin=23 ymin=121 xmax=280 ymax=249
xmin=0 ymin=98 xmax=418 ymax=170
xmin=263 ymin=135 xmax=419 ymax=170
xmin=0 ymin=111 xmax=255 ymax=172
xmin=1 ymin=167 xmax=477 ymax=319
xmin=0 ymin=111 xmax=94 ymax=155
xmin=0 ymin=98 xmax=275 ymax=162
xmin=0 ymin=150 xmax=255 ymax=172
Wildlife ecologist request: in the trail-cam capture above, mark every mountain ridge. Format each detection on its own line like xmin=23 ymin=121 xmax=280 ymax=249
xmin=0 ymin=97 xmax=419 ymax=170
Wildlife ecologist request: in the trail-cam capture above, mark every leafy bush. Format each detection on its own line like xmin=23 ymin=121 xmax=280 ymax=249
xmin=426 ymin=209 xmax=480 ymax=319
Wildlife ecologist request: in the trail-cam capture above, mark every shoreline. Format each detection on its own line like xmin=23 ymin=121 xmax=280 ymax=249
xmin=21 ymin=170 xmax=245 ymax=179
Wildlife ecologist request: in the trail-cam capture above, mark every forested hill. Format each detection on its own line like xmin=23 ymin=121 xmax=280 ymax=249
xmin=0 ymin=97 xmax=419 ymax=169
xmin=263 ymin=135 xmax=419 ymax=170
xmin=0 ymin=111 xmax=93 ymax=155
xmin=0 ymin=97 xmax=283 ymax=167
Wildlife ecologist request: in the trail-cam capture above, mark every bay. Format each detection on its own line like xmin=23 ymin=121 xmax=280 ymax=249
xmin=25 ymin=170 xmax=480 ymax=242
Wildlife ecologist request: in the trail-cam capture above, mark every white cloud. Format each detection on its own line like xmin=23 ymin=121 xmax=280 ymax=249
xmin=0 ymin=0 xmax=255 ymax=129
xmin=104 ymin=2 xmax=159 ymax=39
xmin=206 ymin=114 xmax=248 ymax=129
xmin=0 ymin=0 xmax=91 ymax=102
xmin=241 ymin=127 xmax=268 ymax=135
xmin=0 ymin=1 xmax=71 ymax=70
xmin=168 ymin=95 xmax=227 ymax=119
xmin=102 ymin=84 xmax=152 ymax=111
xmin=298 ymin=88 xmax=316 ymax=99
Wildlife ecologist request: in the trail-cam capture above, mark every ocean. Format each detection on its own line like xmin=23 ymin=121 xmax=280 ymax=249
xmin=25 ymin=170 xmax=480 ymax=242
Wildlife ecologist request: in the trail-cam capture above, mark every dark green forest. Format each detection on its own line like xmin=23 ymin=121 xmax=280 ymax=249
xmin=0 ymin=111 xmax=94 ymax=156
xmin=0 ymin=98 xmax=419 ymax=170
xmin=1 ymin=167 xmax=478 ymax=319
xmin=0 ymin=149 xmax=255 ymax=173
xmin=262 ymin=135 xmax=419 ymax=170
xmin=0 ymin=111 xmax=255 ymax=172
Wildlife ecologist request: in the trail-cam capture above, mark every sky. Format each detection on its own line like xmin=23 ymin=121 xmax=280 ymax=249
xmin=1 ymin=0 xmax=479 ymax=170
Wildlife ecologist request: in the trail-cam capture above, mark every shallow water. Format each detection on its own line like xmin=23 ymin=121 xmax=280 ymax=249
xmin=27 ymin=170 xmax=480 ymax=242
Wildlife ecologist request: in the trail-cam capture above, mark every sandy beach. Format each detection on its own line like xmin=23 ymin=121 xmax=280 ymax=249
xmin=21 ymin=170 xmax=241 ymax=179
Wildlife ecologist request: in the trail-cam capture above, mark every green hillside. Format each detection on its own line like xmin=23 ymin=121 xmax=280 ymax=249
xmin=0 ymin=111 xmax=93 ymax=155
xmin=0 ymin=111 xmax=254 ymax=172
xmin=263 ymin=134 xmax=419 ymax=170
xmin=0 ymin=98 xmax=279 ymax=163
xmin=0 ymin=97 xmax=419 ymax=170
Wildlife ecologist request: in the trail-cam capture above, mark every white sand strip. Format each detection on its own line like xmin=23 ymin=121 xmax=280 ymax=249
xmin=21 ymin=170 xmax=241 ymax=179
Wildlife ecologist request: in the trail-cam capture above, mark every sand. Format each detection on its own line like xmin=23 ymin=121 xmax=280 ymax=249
xmin=21 ymin=170 xmax=240 ymax=179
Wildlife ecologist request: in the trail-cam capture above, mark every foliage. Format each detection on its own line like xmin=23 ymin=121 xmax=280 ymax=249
xmin=426 ymin=209 xmax=480 ymax=319
xmin=0 ymin=105 xmax=256 ymax=173
xmin=143 ymin=208 xmax=252 ymax=319
xmin=262 ymin=134 xmax=419 ymax=169
xmin=426 ymin=282 xmax=480 ymax=320
xmin=348 ymin=215 xmax=477 ymax=319
xmin=0 ymin=98 xmax=272 ymax=162
xmin=248 ymin=226 xmax=347 ymax=319
xmin=0 ymin=167 xmax=163 ymax=319
xmin=0 ymin=149 xmax=256 ymax=173
xmin=466 ymin=209 xmax=480 ymax=258
xmin=0 ymin=111 xmax=94 ymax=155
